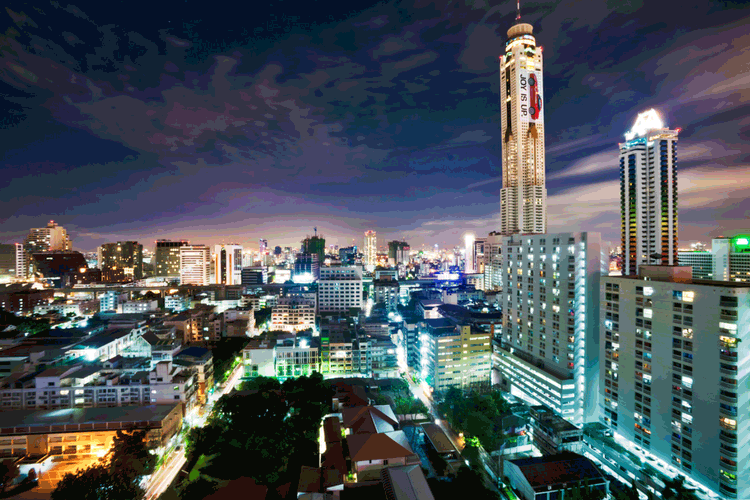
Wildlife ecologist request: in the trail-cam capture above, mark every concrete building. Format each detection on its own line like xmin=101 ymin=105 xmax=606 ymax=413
xmin=271 ymin=297 xmax=316 ymax=333
xmin=98 ymin=241 xmax=143 ymax=282
xmin=499 ymin=22 xmax=547 ymax=235
xmin=213 ymin=244 xmax=243 ymax=285
xmin=301 ymin=235 xmax=326 ymax=264
xmin=496 ymin=232 xmax=605 ymax=425
xmin=364 ymin=231 xmax=377 ymax=272
xmin=117 ymin=300 xmax=158 ymax=314
xmin=294 ymin=254 xmax=320 ymax=283
xmin=464 ymin=234 xmax=476 ymax=274
xmin=179 ymin=245 xmax=210 ymax=285
xmin=677 ymin=250 xmax=713 ymax=280
xmin=155 ymin=240 xmax=189 ymax=279
xmin=23 ymin=221 xmax=72 ymax=254
xmin=388 ymin=241 xmax=410 ymax=267
xmin=679 ymin=236 xmax=750 ymax=283
xmin=0 ymin=243 xmax=26 ymax=281
xmin=241 ymin=266 xmax=268 ymax=285
xmin=318 ymin=265 xmax=363 ymax=313
xmin=483 ymin=232 xmax=504 ymax=292
xmin=619 ymin=109 xmax=679 ymax=276
xmin=418 ymin=322 xmax=491 ymax=394
xmin=373 ymin=279 xmax=400 ymax=312
xmin=600 ymin=266 xmax=749 ymax=499
xmin=174 ymin=346 xmax=214 ymax=405
xmin=503 ymin=452 xmax=608 ymax=500
xmin=529 ymin=405 xmax=584 ymax=456
xmin=0 ymin=284 xmax=54 ymax=315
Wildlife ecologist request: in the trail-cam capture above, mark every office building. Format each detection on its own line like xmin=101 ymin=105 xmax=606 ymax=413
xmin=271 ymin=297 xmax=316 ymax=333
xmin=388 ymin=241 xmax=410 ymax=266
xmin=179 ymin=245 xmax=210 ymax=285
xmin=0 ymin=283 xmax=54 ymax=315
xmin=318 ymin=265 xmax=363 ymax=313
xmin=0 ymin=243 xmax=26 ymax=281
xmin=499 ymin=22 xmax=547 ymax=235
xmin=600 ymin=266 xmax=749 ymax=499
xmin=620 ymin=109 xmax=679 ymax=276
xmin=294 ymin=254 xmax=320 ymax=283
xmin=364 ymin=231 xmax=377 ymax=272
xmin=28 ymin=251 xmax=89 ymax=288
xmin=241 ymin=266 xmax=268 ymax=285
xmin=418 ymin=322 xmax=491 ymax=394
xmin=259 ymin=238 xmax=268 ymax=255
xmin=302 ymin=235 xmax=326 ymax=263
xmin=213 ymin=244 xmax=242 ymax=285
xmin=23 ymin=221 xmax=72 ymax=254
xmin=338 ymin=246 xmax=357 ymax=265
xmin=155 ymin=240 xmax=189 ymax=279
xmin=98 ymin=241 xmax=143 ymax=282
xmin=677 ymin=250 xmax=713 ymax=280
xmin=496 ymin=232 xmax=605 ymax=425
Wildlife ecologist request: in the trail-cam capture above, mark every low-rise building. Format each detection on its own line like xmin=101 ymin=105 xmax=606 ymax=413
xmin=529 ymin=405 xmax=584 ymax=456
xmin=503 ymin=452 xmax=608 ymax=500
xmin=174 ymin=346 xmax=214 ymax=404
xmin=271 ymin=297 xmax=315 ymax=333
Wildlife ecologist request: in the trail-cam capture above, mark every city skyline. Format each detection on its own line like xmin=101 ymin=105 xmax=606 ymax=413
xmin=2 ymin=1 xmax=749 ymax=251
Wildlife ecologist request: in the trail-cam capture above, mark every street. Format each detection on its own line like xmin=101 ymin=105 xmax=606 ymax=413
xmin=144 ymin=358 xmax=245 ymax=500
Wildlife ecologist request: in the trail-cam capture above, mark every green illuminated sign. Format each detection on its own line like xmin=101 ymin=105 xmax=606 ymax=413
xmin=734 ymin=236 xmax=750 ymax=247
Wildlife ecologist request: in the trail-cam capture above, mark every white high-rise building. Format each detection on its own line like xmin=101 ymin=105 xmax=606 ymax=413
xmin=14 ymin=243 xmax=27 ymax=280
xmin=499 ymin=22 xmax=547 ymax=235
xmin=179 ymin=245 xmax=210 ymax=285
xmin=24 ymin=221 xmax=72 ymax=253
xmin=482 ymin=232 xmax=504 ymax=292
xmin=464 ymin=234 xmax=476 ymax=274
xmin=619 ymin=109 xmax=679 ymax=276
xmin=213 ymin=244 xmax=243 ymax=285
xmin=364 ymin=231 xmax=377 ymax=272
xmin=495 ymin=232 xmax=605 ymax=425
xmin=318 ymin=265 xmax=363 ymax=313
xmin=600 ymin=266 xmax=748 ymax=499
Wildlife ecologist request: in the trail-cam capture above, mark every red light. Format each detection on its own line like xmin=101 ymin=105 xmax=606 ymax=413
xmin=676 ymin=127 xmax=681 ymax=132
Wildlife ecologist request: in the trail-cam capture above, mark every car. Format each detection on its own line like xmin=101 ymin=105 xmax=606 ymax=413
xmin=528 ymin=73 xmax=542 ymax=120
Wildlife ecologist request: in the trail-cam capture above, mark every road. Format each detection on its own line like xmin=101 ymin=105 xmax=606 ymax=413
xmin=144 ymin=359 xmax=244 ymax=500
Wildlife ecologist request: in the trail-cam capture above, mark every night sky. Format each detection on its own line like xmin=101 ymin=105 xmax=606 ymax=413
xmin=2 ymin=0 xmax=749 ymax=252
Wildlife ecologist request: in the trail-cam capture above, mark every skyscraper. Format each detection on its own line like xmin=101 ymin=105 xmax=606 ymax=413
xmin=98 ymin=241 xmax=143 ymax=283
xmin=155 ymin=240 xmax=189 ymax=279
xmin=364 ymin=231 xmax=377 ymax=272
xmin=179 ymin=245 xmax=210 ymax=285
xmin=24 ymin=221 xmax=72 ymax=254
xmin=259 ymin=239 xmax=268 ymax=255
xmin=464 ymin=234 xmax=476 ymax=273
xmin=619 ymin=109 xmax=679 ymax=276
xmin=499 ymin=21 xmax=547 ymax=235
xmin=301 ymin=235 xmax=326 ymax=264
xmin=214 ymin=244 xmax=243 ymax=285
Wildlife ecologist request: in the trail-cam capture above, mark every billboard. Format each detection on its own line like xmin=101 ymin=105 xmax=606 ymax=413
xmin=519 ymin=70 xmax=543 ymax=123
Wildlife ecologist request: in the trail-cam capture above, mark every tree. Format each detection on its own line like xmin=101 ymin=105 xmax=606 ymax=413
xmin=239 ymin=376 xmax=281 ymax=392
xmin=0 ymin=459 xmax=18 ymax=491
xmin=109 ymin=429 xmax=156 ymax=478
xmin=52 ymin=465 xmax=143 ymax=500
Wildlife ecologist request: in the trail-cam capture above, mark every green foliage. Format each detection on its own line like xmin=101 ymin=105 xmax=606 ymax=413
xmin=437 ymin=387 xmax=509 ymax=451
xmin=393 ymin=396 xmax=428 ymax=418
xmin=211 ymin=337 xmax=248 ymax=384
xmin=238 ymin=376 xmax=281 ymax=392
xmin=110 ymin=430 xmax=156 ymax=478
xmin=0 ymin=459 xmax=18 ymax=490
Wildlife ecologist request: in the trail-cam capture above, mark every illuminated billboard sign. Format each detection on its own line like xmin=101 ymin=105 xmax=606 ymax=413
xmin=519 ymin=70 xmax=543 ymax=123
xmin=436 ymin=272 xmax=460 ymax=281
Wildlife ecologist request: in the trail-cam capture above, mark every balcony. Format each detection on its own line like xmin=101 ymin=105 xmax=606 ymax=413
xmin=720 ymin=394 xmax=738 ymax=404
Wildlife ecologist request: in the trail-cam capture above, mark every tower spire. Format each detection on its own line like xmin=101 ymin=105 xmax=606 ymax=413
xmin=516 ymin=0 xmax=521 ymax=21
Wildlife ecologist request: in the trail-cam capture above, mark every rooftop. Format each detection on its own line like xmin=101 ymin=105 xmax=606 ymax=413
xmin=0 ymin=404 xmax=181 ymax=431
xmin=347 ymin=430 xmax=414 ymax=462
xmin=509 ymin=452 xmax=606 ymax=491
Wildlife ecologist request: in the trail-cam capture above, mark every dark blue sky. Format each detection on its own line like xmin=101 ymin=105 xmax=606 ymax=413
xmin=2 ymin=0 xmax=749 ymax=252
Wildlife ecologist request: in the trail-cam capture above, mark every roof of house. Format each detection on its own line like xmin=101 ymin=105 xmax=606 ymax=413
xmin=323 ymin=416 xmax=342 ymax=445
xmin=75 ymin=328 xmax=132 ymax=349
xmin=341 ymin=405 xmax=398 ymax=434
xmin=509 ymin=452 xmax=606 ymax=491
xmin=382 ymin=464 xmax=435 ymax=500
xmin=419 ymin=423 xmax=457 ymax=455
xmin=205 ymin=476 xmax=267 ymax=500
xmin=347 ymin=430 xmax=414 ymax=463
xmin=175 ymin=346 xmax=211 ymax=360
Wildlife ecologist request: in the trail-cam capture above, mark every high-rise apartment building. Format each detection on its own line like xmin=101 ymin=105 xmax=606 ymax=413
xmin=482 ymin=232 xmax=504 ymax=292
xmin=318 ymin=265 xmax=363 ymax=313
xmin=496 ymin=232 xmax=605 ymax=425
xmin=179 ymin=245 xmax=210 ymax=285
xmin=98 ymin=241 xmax=143 ymax=282
xmin=600 ymin=266 xmax=748 ymax=499
xmin=271 ymin=297 xmax=316 ymax=333
xmin=155 ymin=240 xmax=189 ymax=279
xmin=364 ymin=231 xmax=377 ymax=272
xmin=0 ymin=244 xmax=26 ymax=281
xmin=464 ymin=234 xmax=476 ymax=274
xmin=259 ymin=239 xmax=268 ymax=255
xmin=388 ymin=241 xmax=410 ymax=266
xmin=213 ymin=244 xmax=242 ymax=285
xmin=499 ymin=22 xmax=547 ymax=235
xmin=24 ymin=221 xmax=72 ymax=254
xmin=620 ymin=109 xmax=679 ymax=276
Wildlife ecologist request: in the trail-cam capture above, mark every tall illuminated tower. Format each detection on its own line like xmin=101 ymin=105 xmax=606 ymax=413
xmin=364 ymin=231 xmax=377 ymax=272
xmin=619 ymin=109 xmax=679 ymax=276
xmin=499 ymin=21 xmax=547 ymax=234
xmin=214 ymin=244 xmax=243 ymax=285
xmin=464 ymin=234 xmax=476 ymax=273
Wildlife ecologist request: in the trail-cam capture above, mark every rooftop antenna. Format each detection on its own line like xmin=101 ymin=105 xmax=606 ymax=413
xmin=314 ymin=227 xmax=318 ymax=237
xmin=516 ymin=0 xmax=521 ymax=21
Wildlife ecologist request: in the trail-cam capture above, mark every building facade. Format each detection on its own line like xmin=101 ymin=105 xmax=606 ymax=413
xmin=364 ymin=231 xmax=377 ymax=272
xmin=213 ymin=244 xmax=243 ymax=285
xmin=318 ymin=266 xmax=363 ymax=313
xmin=271 ymin=297 xmax=316 ymax=333
xmin=600 ymin=266 xmax=749 ymax=499
xmin=24 ymin=221 xmax=72 ymax=254
xmin=499 ymin=22 xmax=546 ymax=235
xmin=620 ymin=109 xmax=679 ymax=276
xmin=496 ymin=232 xmax=604 ymax=425
xmin=155 ymin=240 xmax=189 ymax=279
xmin=179 ymin=245 xmax=210 ymax=285
xmin=419 ymin=323 xmax=491 ymax=394
xmin=98 ymin=241 xmax=144 ymax=282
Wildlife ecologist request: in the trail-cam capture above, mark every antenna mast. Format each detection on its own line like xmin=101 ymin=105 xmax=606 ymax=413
xmin=516 ymin=0 xmax=521 ymax=21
